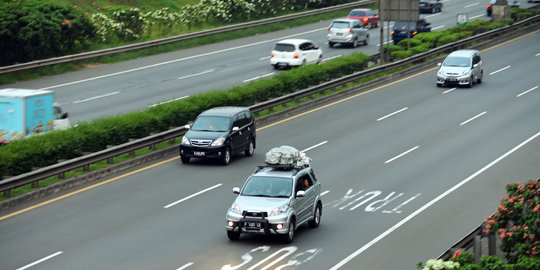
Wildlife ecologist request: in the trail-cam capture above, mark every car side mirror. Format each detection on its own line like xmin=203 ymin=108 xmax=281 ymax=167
xmin=232 ymin=126 xmax=239 ymax=131
xmin=437 ymin=63 xmax=442 ymax=67
xmin=233 ymin=187 xmax=240 ymax=194
xmin=473 ymin=63 xmax=479 ymax=68
xmin=61 ymin=112 xmax=69 ymax=119
xmin=184 ymin=124 xmax=191 ymax=129
xmin=296 ymin=190 xmax=305 ymax=197
xmin=426 ymin=22 xmax=431 ymax=26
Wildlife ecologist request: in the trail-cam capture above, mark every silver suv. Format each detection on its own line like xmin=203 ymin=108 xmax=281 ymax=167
xmin=225 ymin=163 xmax=322 ymax=243
xmin=327 ymin=18 xmax=369 ymax=48
xmin=436 ymin=49 xmax=483 ymax=88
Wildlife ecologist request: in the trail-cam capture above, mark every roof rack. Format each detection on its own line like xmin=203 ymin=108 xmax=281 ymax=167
xmin=255 ymin=163 xmax=308 ymax=175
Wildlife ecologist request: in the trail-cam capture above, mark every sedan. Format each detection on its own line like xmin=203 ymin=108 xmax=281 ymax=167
xmin=420 ymin=0 xmax=443 ymax=13
xmin=270 ymin=39 xmax=322 ymax=69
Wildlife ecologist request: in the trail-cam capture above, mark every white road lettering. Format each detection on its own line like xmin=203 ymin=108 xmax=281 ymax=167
xmin=349 ymin=191 xmax=382 ymax=211
xmin=383 ymin=193 xmax=422 ymax=214
xmin=326 ymin=189 xmax=421 ymax=213
xmin=250 ymin=246 xmax=297 ymax=270
xmin=17 ymin=251 xmax=63 ymax=270
xmin=330 ymin=131 xmax=540 ymax=270
xmin=275 ymin=248 xmax=321 ymax=270
xmin=164 ymin=183 xmax=222 ymax=208
xmin=221 ymin=246 xmax=270 ymax=270
xmin=365 ymin=192 xmax=404 ymax=212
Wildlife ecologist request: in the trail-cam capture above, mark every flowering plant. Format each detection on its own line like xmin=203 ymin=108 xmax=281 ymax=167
xmin=484 ymin=179 xmax=540 ymax=262
xmin=419 ymin=259 xmax=460 ymax=270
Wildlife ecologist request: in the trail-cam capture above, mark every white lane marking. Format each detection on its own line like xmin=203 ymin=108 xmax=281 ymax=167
xmin=243 ymin=72 xmax=275 ymax=83
xmin=40 ymin=28 xmax=327 ymax=90
xmin=489 ymin=65 xmax=511 ymax=75
xmin=536 ymin=53 xmax=540 ymax=56
xmin=149 ymin=96 xmax=189 ymax=107
xmin=164 ymin=184 xmax=222 ymax=209
xmin=442 ymin=87 xmax=457 ymax=94
xmin=384 ymin=146 xmax=420 ymax=164
xmin=424 ymin=14 xmax=442 ymax=18
xmin=17 ymin=251 xmax=63 ymax=270
xmin=176 ymin=262 xmax=194 ymax=270
xmin=73 ymin=92 xmax=119 ymax=104
xmin=377 ymin=107 xmax=408 ymax=121
xmin=323 ymin=55 xmax=342 ymax=61
xmin=465 ymin=3 xmax=479 ymax=8
xmin=178 ymin=69 xmax=214 ymax=80
xmin=517 ymin=85 xmax=538 ymax=97
xmin=432 ymin=25 xmax=445 ymax=30
xmin=460 ymin=111 xmax=487 ymax=126
xmin=260 ymin=56 xmax=271 ymax=60
xmin=321 ymin=190 xmax=330 ymax=196
xmin=470 ymin=14 xmax=484 ymax=20
xmin=330 ymin=130 xmax=540 ymax=270
xmin=301 ymin=141 xmax=328 ymax=153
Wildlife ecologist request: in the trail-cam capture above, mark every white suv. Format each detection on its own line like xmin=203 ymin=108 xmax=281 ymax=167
xmin=270 ymin=39 xmax=323 ymax=69
xmin=436 ymin=49 xmax=483 ymax=88
xmin=225 ymin=148 xmax=322 ymax=243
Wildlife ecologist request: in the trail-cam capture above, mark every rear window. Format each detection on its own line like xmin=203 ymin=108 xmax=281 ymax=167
xmin=393 ymin=21 xmax=417 ymax=29
xmin=330 ymin=21 xmax=351 ymax=29
xmin=348 ymin=10 xmax=366 ymax=17
xmin=273 ymin=43 xmax=295 ymax=52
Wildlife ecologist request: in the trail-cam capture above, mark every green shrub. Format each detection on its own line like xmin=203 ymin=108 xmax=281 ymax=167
xmin=479 ymin=256 xmax=507 ymax=270
xmin=391 ymin=50 xmax=413 ymax=60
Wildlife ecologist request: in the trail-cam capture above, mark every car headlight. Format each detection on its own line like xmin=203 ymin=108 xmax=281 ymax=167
xmin=181 ymin=136 xmax=190 ymax=145
xmin=269 ymin=205 xmax=288 ymax=216
xmin=230 ymin=203 xmax=241 ymax=215
xmin=437 ymin=70 xmax=444 ymax=76
xmin=211 ymin=137 xmax=225 ymax=146
xmin=458 ymin=70 xmax=470 ymax=76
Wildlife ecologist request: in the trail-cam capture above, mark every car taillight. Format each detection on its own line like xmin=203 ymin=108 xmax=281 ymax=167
xmin=487 ymin=4 xmax=493 ymax=8
xmin=413 ymin=31 xmax=418 ymax=35
xmin=427 ymin=3 xmax=432 ymax=6
xmin=391 ymin=30 xmax=395 ymax=35
xmin=349 ymin=27 xmax=353 ymax=33
xmin=271 ymin=51 xmax=274 ymax=58
xmin=363 ymin=18 xmax=368 ymax=23
xmin=294 ymin=52 xmax=299 ymax=59
xmin=328 ymin=26 xmax=332 ymax=31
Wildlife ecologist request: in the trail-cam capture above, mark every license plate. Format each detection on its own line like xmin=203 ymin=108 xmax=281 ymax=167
xmin=336 ymin=33 xmax=343 ymax=36
xmin=447 ymin=78 xmax=457 ymax=82
xmin=194 ymin=151 xmax=205 ymax=156
xmin=244 ymin=222 xmax=261 ymax=229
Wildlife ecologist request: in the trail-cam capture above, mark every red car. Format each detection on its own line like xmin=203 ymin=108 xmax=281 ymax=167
xmin=347 ymin=8 xmax=379 ymax=28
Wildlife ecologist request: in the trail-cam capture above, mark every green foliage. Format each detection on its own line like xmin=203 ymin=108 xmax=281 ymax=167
xmin=451 ymin=251 xmax=476 ymax=266
xmin=390 ymin=50 xmax=413 ymax=60
xmin=0 ymin=0 xmax=96 ymax=65
xmin=479 ymin=256 xmax=507 ymax=270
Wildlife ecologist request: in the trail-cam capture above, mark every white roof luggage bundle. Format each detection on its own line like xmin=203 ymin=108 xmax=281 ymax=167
xmin=265 ymin=145 xmax=311 ymax=168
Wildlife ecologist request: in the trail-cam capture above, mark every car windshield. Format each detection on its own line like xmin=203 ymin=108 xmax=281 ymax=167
xmin=241 ymin=176 xmax=292 ymax=198
xmin=273 ymin=43 xmax=296 ymax=52
xmin=331 ymin=21 xmax=351 ymax=29
xmin=349 ymin=10 xmax=366 ymax=17
xmin=191 ymin=116 xmax=230 ymax=132
xmin=443 ymin=56 xmax=470 ymax=67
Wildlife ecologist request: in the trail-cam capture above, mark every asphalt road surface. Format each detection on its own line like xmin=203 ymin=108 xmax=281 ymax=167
xmin=0 ymin=27 xmax=538 ymax=269
xmin=5 ymin=0 xmax=536 ymax=123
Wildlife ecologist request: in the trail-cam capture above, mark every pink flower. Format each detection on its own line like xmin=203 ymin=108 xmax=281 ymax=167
xmin=534 ymin=204 xmax=540 ymax=212
xmin=452 ymin=249 xmax=462 ymax=258
xmin=61 ymin=19 xmax=72 ymax=28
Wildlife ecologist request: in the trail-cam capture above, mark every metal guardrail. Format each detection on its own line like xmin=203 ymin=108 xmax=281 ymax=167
xmin=0 ymin=0 xmax=375 ymax=75
xmin=1 ymin=14 xmax=539 ymax=197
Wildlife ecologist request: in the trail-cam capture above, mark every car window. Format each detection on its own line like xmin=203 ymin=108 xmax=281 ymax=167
xmin=232 ymin=114 xmax=244 ymax=128
xmin=191 ymin=116 xmax=231 ymax=132
xmin=394 ymin=21 xmax=417 ymax=29
xmin=473 ymin=54 xmax=481 ymax=65
xmin=242 ymin=176 xmax=292 ymax=198
xmin=295 ymin=174 xmax=313 ymax=193
xmin=245 ymin=111 xmax=254 ymax=125
xmin=443 ymin=56 xmax=471 ymax=67
xmin=331 ymin=21 xmax=351 ymax=29
xmin=353 ymin=21 xmax=361 ymax=28
xmin=349 ymin=10 xmax=366 ymax=17
xmin=273 ymin=43 xmax=295 ymax=52
xmin=368 ymin=10 xmax=374 ymax=16
xmin=299 ymin=42 xmax=314 ymax=51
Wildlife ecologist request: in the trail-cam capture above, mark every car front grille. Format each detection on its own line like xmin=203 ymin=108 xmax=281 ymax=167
xmin=190 ymin=139 xmax=212 ymax=147
xmin=243 ymin=211 xmax=268 ymax=218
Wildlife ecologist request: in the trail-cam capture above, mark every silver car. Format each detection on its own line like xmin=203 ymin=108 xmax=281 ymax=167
xmin=436 ymin=49 xmax=483 ymax=88
xmin=225 ymin=164 xmax=322 ymax=243
xmin=327 ymin=18 xmax=369 ymax=48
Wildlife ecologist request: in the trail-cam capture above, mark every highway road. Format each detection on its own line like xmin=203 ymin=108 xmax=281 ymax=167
xmin=4 ymin=0 xmax=536 ymax=123
xmin=0 ymin=26 xmax=538 ymax=269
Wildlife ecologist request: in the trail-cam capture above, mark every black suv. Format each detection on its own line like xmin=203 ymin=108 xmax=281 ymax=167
xmin=391 ymin=19 xmax=431 ymax=45
xmin=179 ymin=107 xmax=256 ymax=165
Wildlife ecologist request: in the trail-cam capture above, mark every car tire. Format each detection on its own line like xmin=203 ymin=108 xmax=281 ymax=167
xmin=364 ymin=34 xmax=369 ymax=45
xmin=308 ymin=204 xmax=322 ymax=228
xmin=436 ymin=83 xmax=442 ymax=88
xmin=273 ymin=64 xmax=279 ymax=70
xmin=367 ymin=22 xmax=372 ymax=29
xmin=245 ymin=140 xmax=255 ymax=157
xmin=467 ymin=77 xmax=473 ymax=88
xmin=282 ymin=218 xmax=295 ymax=244
xmin=478 ymin=72 xmax=483 ymax=84
xmin=301 ymin=59 xmax=306 ymax=66
xmin=317 ymin=55 xmax=322 ymax=64
xmin=222 ymin=148 xmax=231 ymax=165
xmin=227 ymin=231 xmax=240 ymax=241
xmin=352 ymin=38 xmax=358 ymax=48
xmin=328 ymin=42 xmax=334 ymax=48
xmin=181 ymin=155 xmax=190 ymax=164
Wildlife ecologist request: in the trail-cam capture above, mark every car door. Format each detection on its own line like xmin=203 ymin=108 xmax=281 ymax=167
xmin=230 ymin=113 xmax=247 ymax=153
xmin=353 ymin=20 xmax=367 ymax=41
xmin=471 ymin=53 xmax=483 ymax=81
xmin=294 ymin=173 xmax=316 ymax=222
xmin=300 ymin=42 xmax=316 ymax=64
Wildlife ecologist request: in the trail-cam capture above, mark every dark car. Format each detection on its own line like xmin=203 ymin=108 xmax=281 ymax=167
xmin=179 ymin=107 xmax=256 ymax=165
xmin=347 ymin=8 xmax=379 ymax=28
xmin=391 ymin=19 xmax=431 ymax=45
xmin=420 ymin=0 xmax=443 ymax=13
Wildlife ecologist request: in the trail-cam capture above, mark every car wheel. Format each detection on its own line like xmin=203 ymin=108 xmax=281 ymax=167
xmin=222 ymin=148 xmax=231 ymax=165
xmin=436 ymin=83 xmax=442 ymax=88
xmin=467 ymin=77 xmax=473 ymax=88
xmin=367 ymin=22 xmax=372 ymax=28
xmin=328 ymin=42 xmax=334 ymax=48
xmin=273 ymin=64 xmax=279 ymax=70
xmin=352 ymin=38 xmax=358 ymax=48
xmin=317 ymin=55 xmax=322 ymax=64
xmin=301 ymin=59 xmax=306 ymax=66
xmin=308 ymin=204 xmax=322 ymax=228
xmin=282 ymin=218 xmax=295 ymax=244
xmin=227 ymin=231 xmax=240 ymax=241
xmin=364 ymin=34 xmax=369 ymax=45
xmin=478 ymin=72 xmax=483 ymax=84
xmin=245 ymin=140 xmax=254 ymax=157
xmin=180 ymin=155 xmax=190 ymax=164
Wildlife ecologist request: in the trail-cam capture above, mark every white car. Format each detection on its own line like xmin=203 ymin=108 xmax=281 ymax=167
xmin=270 ymin=39 xmax=323 ymax=69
